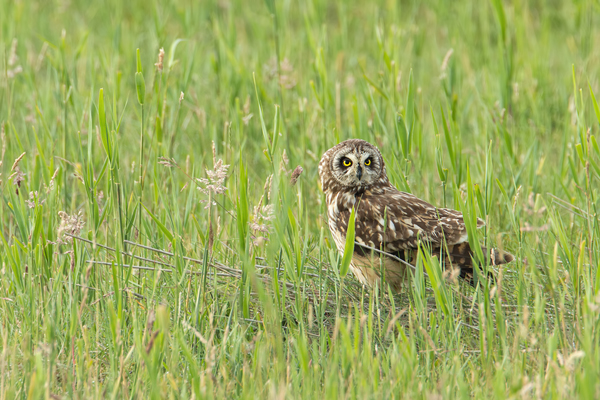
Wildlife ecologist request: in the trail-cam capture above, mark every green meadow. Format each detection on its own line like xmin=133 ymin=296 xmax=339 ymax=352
xmin=1 ymin=0 xmax=599 ymax=398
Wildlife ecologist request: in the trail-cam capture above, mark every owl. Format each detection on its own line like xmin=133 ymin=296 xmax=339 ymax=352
xmin=318 ymin=139 xmax=513 ymax=292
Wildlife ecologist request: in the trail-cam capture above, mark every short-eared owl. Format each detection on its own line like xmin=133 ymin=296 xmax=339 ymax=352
xmin=319 ymin=139 xmax=513 ymax=292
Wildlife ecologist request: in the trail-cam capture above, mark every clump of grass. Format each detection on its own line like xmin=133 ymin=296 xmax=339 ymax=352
xmin=0 ymin=0 xmax=599 ymax=398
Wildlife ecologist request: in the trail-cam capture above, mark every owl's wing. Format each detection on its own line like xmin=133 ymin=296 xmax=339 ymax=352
xmin=337 ymin=190 xmax=482 ymax=252
xmin=334 ymin=190 xmax=513 ymax=287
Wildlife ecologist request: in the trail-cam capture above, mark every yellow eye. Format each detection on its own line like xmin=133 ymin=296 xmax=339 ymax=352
xmin=365 ymin=159 xmax=371 ymax=166
xmin=342 ymin=158 xmax=352 ymax=167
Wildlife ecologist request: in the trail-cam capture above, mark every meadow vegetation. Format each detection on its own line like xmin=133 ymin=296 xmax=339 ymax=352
xmin=1 ymin=0 xmax=600 ymax=398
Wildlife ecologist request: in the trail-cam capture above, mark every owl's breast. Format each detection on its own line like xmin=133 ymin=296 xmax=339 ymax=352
xmin=325 ymin=191 xmax=359 ymax=253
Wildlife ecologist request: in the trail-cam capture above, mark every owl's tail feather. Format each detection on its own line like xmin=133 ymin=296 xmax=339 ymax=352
xmin=441 ymin=242 xmax=514 ymax=286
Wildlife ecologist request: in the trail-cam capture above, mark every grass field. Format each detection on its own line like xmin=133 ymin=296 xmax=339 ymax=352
xmin=1 ymin=0 xmax=600 ymax=398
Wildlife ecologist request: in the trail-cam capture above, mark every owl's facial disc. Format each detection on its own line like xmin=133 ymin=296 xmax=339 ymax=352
xmin=332 ymin=148 xmax=380 ymax=188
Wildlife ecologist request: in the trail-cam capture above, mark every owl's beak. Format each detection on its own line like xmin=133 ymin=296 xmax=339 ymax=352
xmin=356 ymin=165 xmax=363 ymax=181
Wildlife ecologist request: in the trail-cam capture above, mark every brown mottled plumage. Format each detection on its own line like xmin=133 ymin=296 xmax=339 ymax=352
xmin=319 ymin=139 xmax=513 ymax=292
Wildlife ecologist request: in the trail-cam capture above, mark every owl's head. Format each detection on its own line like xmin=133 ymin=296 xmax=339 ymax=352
xmin=319 ymin=139 xmax=389 ymax=193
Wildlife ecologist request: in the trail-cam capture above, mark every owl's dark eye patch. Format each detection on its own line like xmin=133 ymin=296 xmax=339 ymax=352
xmin=340 ymin=157 xmax=352 ymax=168
xmin=364 ymin=158 xmax=372 ymax=167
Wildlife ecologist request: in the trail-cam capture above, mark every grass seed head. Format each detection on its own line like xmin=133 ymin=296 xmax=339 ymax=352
xmin=242 ymin=113 xmax=253 ymax=125
xmin=280 ymin=149 xmax=290 ymax=174
xmin=56 ymin=211 xmax=85 ymax=244
xmin=158 ymin=156 xmax=178 ymax=168
xmin=8 ymin=167 xmax=25 ymax=193
xmin=439 ymin=48 xmax=453 ymax=79
xmin=155 ymin=48 xmax=165 ymax=72
xmin=27 ymin=191 xmax=44 ymax=209
xmin=290 ymin=165 xmax=303 ymax=186
xmin=46 ymin=168 xmax=59 ymax=193
xmin=10 ymin=152 xmax=25 ymax=171
xmin=197 ymin=144 xmax=229 ymax=200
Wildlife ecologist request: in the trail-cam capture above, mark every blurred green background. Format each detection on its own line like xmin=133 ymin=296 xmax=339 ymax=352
xmin=1 ymin=0 xmax=599 ymax=398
